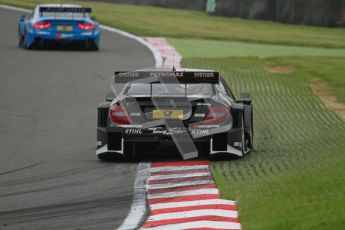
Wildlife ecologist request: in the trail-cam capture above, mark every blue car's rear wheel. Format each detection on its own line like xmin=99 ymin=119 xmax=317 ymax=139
xmin=18 ymin=29 xmax=24 ymax=48
xmin=23 ymin=32 xmax=33 ymax=49
xmin=85 ymin=40 xmax=99 ymax=51
xmin=23 ymin=34 xmax=28 ymax=49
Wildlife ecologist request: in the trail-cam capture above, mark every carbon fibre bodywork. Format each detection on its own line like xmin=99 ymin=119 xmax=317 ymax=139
xmin=97 ymin=68 xmax=253 ymax=160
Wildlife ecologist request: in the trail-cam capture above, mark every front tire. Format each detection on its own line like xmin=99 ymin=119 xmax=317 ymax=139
xmin=243 ymin=105 xmax=254 ymax=151
xmin=241 ymin=115 xmax=247 ymax=155
xmin=248 ymin=106 xmax=254 ymax=149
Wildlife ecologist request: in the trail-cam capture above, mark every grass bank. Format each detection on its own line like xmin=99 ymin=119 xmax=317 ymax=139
xmin=183 ymin=57 xmax=345 ymax=229
xmin=266 ymin=57 xmax=345 ymax=103
xmin=169 ymin=38 xmax=345 ymax=58
xmin=170 ymin=38 xmax=345 ymax=103
xmin=1 ymin=0 xmax=345 ymax=48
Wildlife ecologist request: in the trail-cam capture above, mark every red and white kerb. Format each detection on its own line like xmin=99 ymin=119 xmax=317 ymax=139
xmin=140 ymin=161 xmax=241 ymax=230
xmin=146 ymin=37 xmax=182 ymax=69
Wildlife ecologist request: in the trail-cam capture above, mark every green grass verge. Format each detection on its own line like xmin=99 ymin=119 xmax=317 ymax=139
xmin=1 ymin=0 xmax=345 ymax=48
xmin=266 ymin=57 xmax=345 ymax=103
xmin=183 ymin=57 xmax=345 ymax=230
xmin=169 ymin=38 xmax=345 ymax=58
xmin=170 ymin=38 xmax=345 ymax=103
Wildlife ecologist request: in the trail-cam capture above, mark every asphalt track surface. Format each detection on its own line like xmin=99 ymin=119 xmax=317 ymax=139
xmin=0 ymin=8 xmax=154 ymax=230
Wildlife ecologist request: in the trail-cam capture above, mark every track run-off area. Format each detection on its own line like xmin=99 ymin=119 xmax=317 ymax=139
xmin=141 ymin=161 xmax=240 ymax=230
xmin=184 ymin=57 xmax=345 ymax=229
xmin=0 ymin=6 xmax=155 ymax=230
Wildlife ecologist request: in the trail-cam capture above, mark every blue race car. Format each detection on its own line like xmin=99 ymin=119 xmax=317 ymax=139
xmin=18 ymin=4 xmax=100 ymax=50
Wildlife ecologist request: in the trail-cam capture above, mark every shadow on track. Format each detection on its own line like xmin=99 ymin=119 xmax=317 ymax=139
xmin=23 ymin=41 xmax=98 ymax=51
xmin=98 ymin=144 xmax=241 ymax=163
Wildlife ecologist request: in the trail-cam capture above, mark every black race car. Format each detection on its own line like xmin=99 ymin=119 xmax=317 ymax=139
xmin=97 ymin=68 xmax=253 ymax=161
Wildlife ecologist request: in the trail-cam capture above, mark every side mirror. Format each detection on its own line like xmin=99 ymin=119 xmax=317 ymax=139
xmin=91 ymin=16 xmax=97 ymax=21
xmin=238 ymin=92 xmax=252 ymax=105
xmin=106 ymin=93 xmax=115 ymax=102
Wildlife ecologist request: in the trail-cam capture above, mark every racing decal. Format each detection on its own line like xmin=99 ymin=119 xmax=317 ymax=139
xmin=123 ymin=128 xmax=187 ymax=135
xmin=234 ymin=142 xmax=242 ymax=147
xmin=190 ymin=129 xmax=210 ymax=135
xmin=130 ymin=112 xmax=142 ymax=117
xmin=148 ymin=127 xmax=186 ymax=135
xmin=124 ymin=129 xmax=143 ymax=134
xmin=140 ymin=161 xmax=241 ymax=230
xmin=190 ymin=124 xmax=221 ymax=129
xmin=194 ymin=113 xmax=206 ymax=118
xmin=114 ymin=71 xmax=219 ymax=84
xmin=197 ymin=103 xmax=212 ymax=106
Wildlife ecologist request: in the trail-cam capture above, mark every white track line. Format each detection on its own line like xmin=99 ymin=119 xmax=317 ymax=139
xmin=146 ymin=179 xmax=214 ymax=190
xmin=147 ymin=209 xmax=238 ymax=221
xmin=116 ymin=163 xmax=150 ymax=230
xmin=141 ymin=221 xmax=241 ymax=230
xmin=0 ymin=4 xmax=31 ymax=13
xmin=100 ymin=25 xmax=162 ymax=67
xmin=150 ymin=199 xmax=236 ymax=210
xmin=147 ymin=188 xmax=219 ymax=200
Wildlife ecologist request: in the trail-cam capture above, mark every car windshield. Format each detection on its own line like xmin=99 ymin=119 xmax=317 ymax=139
xmin=126 ymin=83 xmax=215 ymax=96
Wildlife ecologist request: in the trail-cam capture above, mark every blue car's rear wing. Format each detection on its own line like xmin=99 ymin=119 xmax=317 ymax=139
xmin=39 ymin=7 xmax=92 ymax=17
xmin=114 ymin=71 xmax=220 ymax=84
